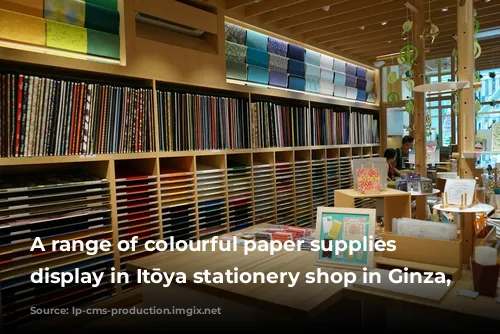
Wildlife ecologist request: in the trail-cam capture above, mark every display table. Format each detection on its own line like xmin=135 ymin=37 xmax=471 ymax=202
xmin=433 ymin=203 xmax=495 ymax=266
xmin=412 ymin=189 xmax=441 ymax=220
xmin=127 ymin=234 xmax=500 ymax=329
xmin=334 ymin=189 xmax=411 ymax=231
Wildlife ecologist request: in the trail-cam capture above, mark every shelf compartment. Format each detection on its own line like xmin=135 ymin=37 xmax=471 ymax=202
xmin=159 ymin=157 xmax=197 ymax=244
xmin=227 ymin=154 xmax=253 ymax=232
xmin=115 ymin=159 xmax=160 ymax=248
xmin=196 ymin=156 xmax=228 ymax=239
xmin=0 ymin=161 xmax=114 ymax=329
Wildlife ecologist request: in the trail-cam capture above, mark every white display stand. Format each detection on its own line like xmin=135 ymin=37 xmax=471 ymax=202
xmin=433 ymin=203 xmax=495 ymax=266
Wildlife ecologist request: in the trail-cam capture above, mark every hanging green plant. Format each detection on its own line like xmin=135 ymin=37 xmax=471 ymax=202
xmin=388 ymin=71 xmax=399 ymax=84
xmin=474 ymin=19 xmax=480 ymax=35
xmin=452 ymin=101 xmax=459 ymax=114
xmin=474 ymin=39 xmax=481 ymax=59
xmin=398 ymin=45 xmax=418 ymax=66
xmin=475 ymin=71 xmax=481 ymax=82
xmin=405 ymin=79 xmax=415 ymax=91
xmin=405 ymin=99 xmax=414 ymax=113
xmin=388 ymin=92 xmax=400 ymax=104
xmin=489 ymin=72 xmax=496 ymax=79
xmin=402 ymin=20 xmax=413 ymax=35
xmin=475 ymin=98 xmax=482 ymax=113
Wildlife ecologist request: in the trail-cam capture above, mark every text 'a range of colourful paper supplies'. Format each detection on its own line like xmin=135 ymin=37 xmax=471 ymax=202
xmin=225 ymin=22 xmax=376 ymax=103
xmin=0 ymin=0 xmax=120 ymax=60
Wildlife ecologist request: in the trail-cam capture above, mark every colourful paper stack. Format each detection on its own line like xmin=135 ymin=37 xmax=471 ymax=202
xmin=224 ymin=22 xmax=376 ymax=102
xmin=0 ymin=0 xmax=120 ymax=60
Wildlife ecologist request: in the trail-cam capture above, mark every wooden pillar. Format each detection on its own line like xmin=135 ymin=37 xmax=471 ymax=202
xmin=412 ymin=0 xmax=426 ymax=177
xmin=457 ymin=0 xmax=476 ymax=266
xmin=411 ymin=0 xmax=427 ymax=220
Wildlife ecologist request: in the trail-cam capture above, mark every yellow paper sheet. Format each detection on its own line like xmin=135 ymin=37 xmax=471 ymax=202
xmin=46 ymin=19 xmax=87 ymax=54
xmin=0 ymin=9 xmax=45 ymax=46
xmin=328 ymin=220 xmax=342 ymax=240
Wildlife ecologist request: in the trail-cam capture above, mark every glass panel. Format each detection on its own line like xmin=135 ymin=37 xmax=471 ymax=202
xmin=441 ymin=74 xmax=452 ymax=82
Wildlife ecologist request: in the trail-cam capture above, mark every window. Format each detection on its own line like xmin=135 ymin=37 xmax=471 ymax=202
xmin=476 ymin=67 xmax=500 ymax=167
xmin=424 ymin=57 xmax=455 ymax=148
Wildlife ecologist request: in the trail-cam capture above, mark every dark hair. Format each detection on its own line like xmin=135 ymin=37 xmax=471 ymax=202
xmin=402 ymin=135 xmax=414 ymax=144
xmin=384 ymin=148 xmax=397 ymax=159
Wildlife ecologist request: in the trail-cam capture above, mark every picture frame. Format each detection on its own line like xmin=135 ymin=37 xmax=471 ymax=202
xmin=315 ymin=207 xmax=376 ymax=270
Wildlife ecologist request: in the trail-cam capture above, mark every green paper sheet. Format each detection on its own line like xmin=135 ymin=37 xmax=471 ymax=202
xmin=46 ymin=20 xmax=87 ymax=53
xmin=87 ymin=28 xmax=120 ymax=59
xmin=85 ymin=0 xmax=117 ymax=10
xmin=85 ymin=1 xmax=119 ymax=35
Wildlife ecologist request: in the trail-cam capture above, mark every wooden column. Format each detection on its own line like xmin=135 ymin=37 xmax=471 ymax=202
xmin=457 ymin=0 xmax=476 ymax=266
xmin=411 ymin=0 xmax=427 ymax=220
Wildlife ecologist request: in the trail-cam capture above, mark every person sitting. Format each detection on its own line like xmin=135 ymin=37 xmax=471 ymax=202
xmin=384 ymin=148 xmax=401 ymax=181
xmin=395 ymin=135 xmax=414 ymax=171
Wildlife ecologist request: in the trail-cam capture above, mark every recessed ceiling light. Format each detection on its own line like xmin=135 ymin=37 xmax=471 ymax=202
xmin=322 ymin=5 xmax=330 ymax=11
xmin=381 ymin=21 xmax=387 ymax=25
xmin=486 ymin=0 xmax=491 ymax=2
xmin=388 ymin=40 xmax=392 ymax=43
xmin=442 ymin=7 xmax=448 ymax=11
xmin=359 ymin=26 xmax=365 ymax=30
xmin=402 ymin=37 xmax=407 ymax=40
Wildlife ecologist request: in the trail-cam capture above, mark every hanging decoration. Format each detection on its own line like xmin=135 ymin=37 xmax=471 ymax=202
xmin=474 ymin=19 xmax=480 ymax=35
xmin=405 ymin=79 xmax=415 ymax=90
xmin=474 ymin=39 xmax=481 ymax=59
xmin=388 ymin=92 xmax=400 ymax=104
xmin=387 ymin=71 xmax=399 ymax=84
xmin=425 ymin=112 xmax=432 ymax=136
xmin=489 ymin=72 xmax=496 ymax=79
xmin=397 ymin=45 xmax=418 ymax=66
xmin=405 ymin=99 xmax=414 ymax=113
xmin=402 ymin=20 xmax=413 ymax=35
xmin=404 ymin=124 xmax=415 ymax=132
xmin=419 ymin=20 xmax=440 ymax=43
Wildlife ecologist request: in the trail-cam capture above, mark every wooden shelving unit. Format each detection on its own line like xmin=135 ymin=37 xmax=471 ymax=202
xmin=0 ymin=61 xmax=381 ymax=330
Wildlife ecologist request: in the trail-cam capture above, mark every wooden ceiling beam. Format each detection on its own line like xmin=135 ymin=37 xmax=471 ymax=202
xmin=318 ymin=12 xmax=458 ymax=45
xmin=244 ymin=0 xmax=304 ymax=18
xmin=331 ymin=21 xmax=458 ymax=49
xmin=314 ymin=0 xmax=497 ymax=45
xmin=293 ymin=0 xmax=407 ymax=36
xmin=314 ymin=18 xmax=408 ymax=44
xmin=272 ymin=0 xmax=380 ymax=28
xmin=225 ymin=0 xmax=255 ymax=10
xmin=347 ymin=16 xmax=500 ymax=58
xmin=297 ymin=0 xmax=480 ymax=40
xmin=293 ymin=0 xmax=460 ymax=37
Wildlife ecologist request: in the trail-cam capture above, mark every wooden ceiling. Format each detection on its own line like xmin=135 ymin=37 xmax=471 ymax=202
xmin=225 ymin=0 xmax=500 ymax=70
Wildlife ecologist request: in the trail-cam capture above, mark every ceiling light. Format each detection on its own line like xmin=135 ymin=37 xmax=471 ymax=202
xmin=486 ymin=0 xmax=491 ymax=2
xmin=322 ymin=5 xmax=330 ymax=11
xmin=359 ymin=26 xmax=365 ymax=30
xmin=388 ymin=40 xmax=392 ymax=43
xmin=381 ymin=21 xmax=387 ymax=25
xmin=442 ymin=7 xmax=448 ymax=11
xmin=373 ymin=61 xmax=385 ymax=68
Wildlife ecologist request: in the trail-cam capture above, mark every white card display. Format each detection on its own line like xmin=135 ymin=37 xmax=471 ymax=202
xmin=392 ymin=218 xmax=457 ymax=241
xmin=443 ymin=179 xmax=476 ymax=206
xmin=491 ymin=122 xmax=500 ymax=151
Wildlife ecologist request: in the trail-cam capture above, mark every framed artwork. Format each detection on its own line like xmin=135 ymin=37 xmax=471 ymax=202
xmin=315 ymin=207 xmax=376 ymax=270
xmin=352 ymin=158 xmax=386 ymax=193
